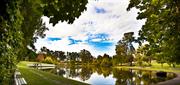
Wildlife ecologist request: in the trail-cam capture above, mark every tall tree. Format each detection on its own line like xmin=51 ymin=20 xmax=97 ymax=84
xmin=123 ymin=32 xmax=136 ymax=66
xmin=68 ymin=52 xmax=79 ymax=64
xmin=0 ymin=0 xmax=23 ymax=83
xmin=115 ymin=40 xmax=128 ymax=65
xmin=55 ymin=51 xmax=66 ymax=61
xmin=79 ymin=49 xmax=93 ymax=64
xmin=115 ymin=32 xmax=136 ymax=66
xmin=0 ymin=0 xmax=88 ymax=83
xmin=127 ymin=0 xmax=180 ymax=64
xmin=18 ymin=0 xmax=48 ymax=60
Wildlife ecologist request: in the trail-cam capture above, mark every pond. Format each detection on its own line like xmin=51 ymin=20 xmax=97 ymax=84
xmin=35 ymin=66 xmax=176 ymax=85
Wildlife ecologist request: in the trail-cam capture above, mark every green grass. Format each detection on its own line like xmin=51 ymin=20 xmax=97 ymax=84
xmin=115 ymin=61 xmax=180 ymax=73
xmin=17 ymin=61 xmax=89 ymax=85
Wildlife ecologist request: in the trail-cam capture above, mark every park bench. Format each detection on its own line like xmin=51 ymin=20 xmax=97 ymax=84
xmin=14 ymin=70 xmax=27 ymax=85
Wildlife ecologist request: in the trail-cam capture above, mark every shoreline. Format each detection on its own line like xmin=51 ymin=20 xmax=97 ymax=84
xmin=157 ymin=73 xmax=180 ymax=85
xmin=115 ymin=66 xmax=180 ymax=85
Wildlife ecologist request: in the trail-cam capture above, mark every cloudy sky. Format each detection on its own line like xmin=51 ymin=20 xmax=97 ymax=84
xmin=34 ymin=0 xmax=145 ymax=57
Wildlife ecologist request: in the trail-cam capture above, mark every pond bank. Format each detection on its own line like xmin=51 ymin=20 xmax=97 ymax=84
xmin=157 ymin=73 xmax=180 ymax=85
xmin=17 ymin=61 xmax=89 ymax=85
xmin=115 ymin=66 xmax=180 ymax=85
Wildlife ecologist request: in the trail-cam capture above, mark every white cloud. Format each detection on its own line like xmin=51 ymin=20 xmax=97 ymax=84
xmin=35 ymin=0 xmax=145 ymax=57
xmin=91 ymin=38 xmax=102 ymax=42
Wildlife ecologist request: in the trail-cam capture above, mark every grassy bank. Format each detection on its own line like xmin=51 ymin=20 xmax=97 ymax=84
xmin=115 ymin=62 xmax=180 ymax=73
xmin=17 ymin=61 xmax=89 ymax=85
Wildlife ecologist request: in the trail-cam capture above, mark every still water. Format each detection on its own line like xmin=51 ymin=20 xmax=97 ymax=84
xmin=39 ymin=66 xmax=176 ymax=85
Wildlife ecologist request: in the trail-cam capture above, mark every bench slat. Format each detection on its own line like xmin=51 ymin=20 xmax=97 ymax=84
xmin=21 ymin=78 xmax=27 ymax=84
xmin=14 ymin=70 xmax=27 ymax=85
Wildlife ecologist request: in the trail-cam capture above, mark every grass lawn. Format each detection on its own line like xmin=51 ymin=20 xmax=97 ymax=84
xmin=115 ymin=61 xmax=180 ymax=73
xmin=17 ymin=61 xmax=89 ymax=85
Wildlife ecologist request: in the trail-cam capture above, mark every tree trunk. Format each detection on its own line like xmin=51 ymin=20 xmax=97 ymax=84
xmin=173 ymin=64 xmax=176 ymax=68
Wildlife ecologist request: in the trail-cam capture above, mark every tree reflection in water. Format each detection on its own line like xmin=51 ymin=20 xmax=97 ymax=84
xmin=41 ymin=66 xmax=176 ymax=85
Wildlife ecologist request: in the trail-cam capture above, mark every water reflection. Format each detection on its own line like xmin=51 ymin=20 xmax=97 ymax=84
xmin=40 ymin=66 xmax=176 ymax=85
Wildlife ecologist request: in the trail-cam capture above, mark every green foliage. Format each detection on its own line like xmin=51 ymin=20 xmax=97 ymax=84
xmin=134 ymin=52 xmax=144 ymax=66
xmin=29 ymin=50 xmax=37 ymax=61
xmin=115 ymin=41 xmax=127 ymax=65
xmin=68 ymin=52 xmax=79 ymax=64
xmin=96 ymin=55 xmax=103 ymax=64
xmin=134 ymin=44 xmax=152 ymax=66
xmin=40 ymin=47 xmax=67 ymax=61
xmin=0 ymin=0 xmax=88 ymax=82
xmin=18 ymin=0 xmax=48 ymax=61
xmin=92 ymin=59 xmax=98 ymax=65
xmin=0 ymin=0 xmax=23 ymax=83
xmin=43 ymin=56 xmax=54 ymax=64
xmin=42 ymin=0 xmax=88 ymax=25
xmin=127 ymin=0 xmax=180 ymax=64
xmin=115 ymin=32 xmax=137 ymax=66
xmin=100 ymin=54 xmax=112 ymax=67
xmin=79 ymin=49 xmax=93 ymax=64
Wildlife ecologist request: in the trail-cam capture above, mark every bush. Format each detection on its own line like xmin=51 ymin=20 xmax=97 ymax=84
xmin=42 ymin=57 xmax=54 ymax=64
xmin=100 ymin=58 xmax=112 ymax=67
xmin=36 ymin=54 xmax=45 ymax=62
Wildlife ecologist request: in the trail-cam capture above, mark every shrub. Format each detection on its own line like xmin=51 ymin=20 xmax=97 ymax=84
xmin=36 ymin=54 xmax=45 ymax=62
xmin=42 ymin=57 xmax=54 ymax=64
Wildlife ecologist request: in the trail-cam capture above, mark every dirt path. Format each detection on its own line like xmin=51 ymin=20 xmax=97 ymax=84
xmin=157 ymin=73 xmax=180 ymax=85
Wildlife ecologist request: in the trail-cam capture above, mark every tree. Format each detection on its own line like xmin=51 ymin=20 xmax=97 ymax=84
xmin=155 ymin=52 xmax=166 ymax=67
xmin=40 ymin=46 xmax=48 ymax=52
xmin=115 ymin=40 xmax=127 ymax=65
xmin=134 ymin=51 xmax=144 ymax=66
xmin=97 ymin=55 xmax=103 ymax=61
xmin=127 ymin=0 xmax=180 ymax=64
xmin=135 ymin=44 xmax=152 ymax=66
xmin=95 ymin=55 xmax=103 ymax=65
xmin=79 ymin=49 xmax=93 ymax=64
xmin=115 ymin=32 xmax=137 ymax=66
xmin=123 ymin=32 xmax=136 ymax=66
xmin=100 ymin=54 xmax=112 ymax=67
xmin=68 ymin=52 xmax=79 ymax=64
xmin=0 ymin=0 xmax=23 ymax=83
xmin=40 ymin=47 xmax=67 ymax=61
xmin=112 ymin=55 xmax=118 ymax=66
xmin=18 ymin=0 xmax=48 ymax=61
xmin=25 ymin=49 xmax=37 ymax=61
xmin=36 ymin=53 xmax=45 ymax=62
xmin=55 ymin=51 xmax=66 ymax=61
xmin=0 ymin=0 xmax=88 ymax=83
xmin=42 ymin=0 xmax=88 ymax=25
xmin=142 ymin=44 xmax=153 ymax=65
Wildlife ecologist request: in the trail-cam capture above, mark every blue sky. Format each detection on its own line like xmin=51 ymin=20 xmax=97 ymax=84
xmin=47 ymin=37 xmax=61 ymax=41
xmin=34 ymin=0 xmax=145 ymax=57
xmin=95 ymin=7 xmax=106 ymax=14
xmin=85 ymin=33 xmax=114 ymax=51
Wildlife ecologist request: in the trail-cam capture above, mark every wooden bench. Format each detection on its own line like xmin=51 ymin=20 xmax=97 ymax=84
xmin=14 ymin=70 xmax=27 ymax=85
